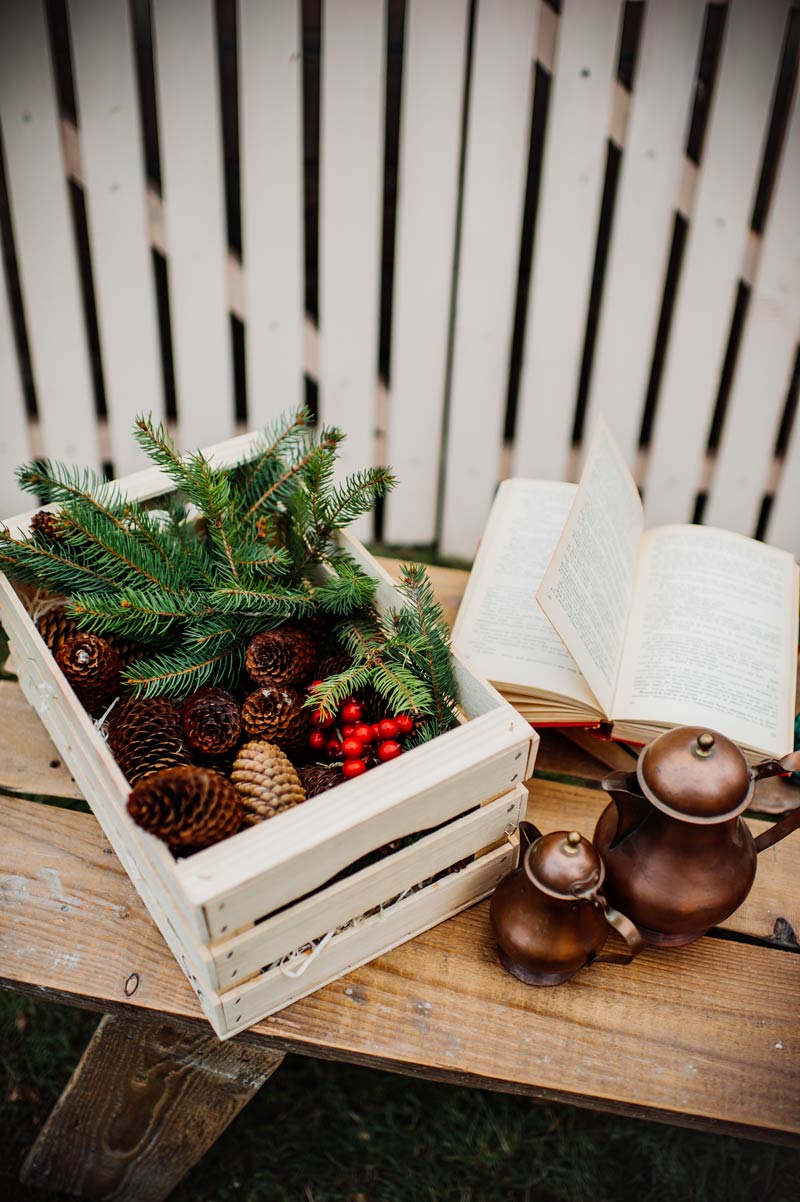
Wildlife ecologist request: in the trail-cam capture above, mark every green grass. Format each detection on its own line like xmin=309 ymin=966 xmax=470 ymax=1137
xmin=1 ymin=993 xmax=798 ymax=1202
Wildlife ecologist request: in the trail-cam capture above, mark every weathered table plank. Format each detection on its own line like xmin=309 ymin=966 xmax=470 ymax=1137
xmin=2 ymin=795 xmax=798 ymax=1143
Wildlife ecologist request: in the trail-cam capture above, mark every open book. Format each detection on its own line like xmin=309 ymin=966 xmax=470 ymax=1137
xmin=452 ymin=420 xmax=799 ymax=759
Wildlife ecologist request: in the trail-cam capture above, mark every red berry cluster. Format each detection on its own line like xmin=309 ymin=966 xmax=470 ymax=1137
xmin=307 ymin=687 xmax=415 ymax=780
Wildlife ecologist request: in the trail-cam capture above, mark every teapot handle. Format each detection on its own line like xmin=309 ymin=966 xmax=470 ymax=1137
xmin=518 ymin=820 xmax=543 ymax=852
xmin=754 ymin=805 xmax=800 ymax=854
xmin=592 ymin=894 xmax=644 ymax=965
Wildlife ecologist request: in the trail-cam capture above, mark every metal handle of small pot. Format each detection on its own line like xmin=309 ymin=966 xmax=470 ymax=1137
xmin=754 ymin=805 xmax=800 ymax=854
xmin=518 ymin=820 xmax=543 ymax=852
xmin=591 ymin=893 xmax=644 ymax=965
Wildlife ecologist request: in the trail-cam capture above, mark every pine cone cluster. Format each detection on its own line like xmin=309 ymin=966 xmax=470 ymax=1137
xmin=127 ymin=765 xmax=243 ymax=850
xmin=245 ymin=626 xmax=318 ymax=687
xmin=241 ymin=683 xmax=309 ymax=752
xmin=182 ymin=686 xmax=241 ymax=756
xmin=107 ymin=696 xmax=191 ymax=784
xmin=55 ymin=633 xmax=122 ymax=714
xmin=298 ymin=763 xmax=341 ymax=799
xmin=232 ymin=741 xmax=307 ymax=825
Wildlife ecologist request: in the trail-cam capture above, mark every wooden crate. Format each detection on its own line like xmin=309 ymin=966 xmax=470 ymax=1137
xmin=0 ymin=433 xmax=537 ymax=1038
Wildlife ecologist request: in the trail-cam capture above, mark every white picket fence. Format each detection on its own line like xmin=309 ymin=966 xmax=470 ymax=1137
xmin=0 ymin=0 xmax=799 ymax=560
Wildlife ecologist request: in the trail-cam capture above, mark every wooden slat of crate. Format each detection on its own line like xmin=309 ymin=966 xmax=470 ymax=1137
xmin=151 ymin=0 xmax=234 ymax=448
xmin=68 ymin=0 xmax=166 ymax=476
xmin=238 ymin=0 xmax=305 ymax=421
xmin=0 ymin=0 xmax=100 ymax=472
xmin=213 ymin=786 xmax=526 ymax=991
xmin=439 ymin=0 xmax=540 ymax=560
xmin=581 ymin=0 xmax=707 ymax=470
xmin=512 ymin=0 xmax=622 ymax=484
xmin=384 ymin=0 xmax=470 ymax=545
xmin=2 ymin=794 xmax=798 ymax=1140
xmin=644 ymin=0 xmax=791 ymax=526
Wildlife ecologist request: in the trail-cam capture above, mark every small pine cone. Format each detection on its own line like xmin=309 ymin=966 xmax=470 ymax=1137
xmin=298 ymin=764 xmax=341 ymax=799
xmin=127 ymin=765 xmax=243 ymax=850
xmin=30 ymin=510 xmax=65 ymax=541
xmin=316 ymin=652 xmax=353 ymax=680
xmin=241 ymin=684 xmax=309 ymax=752
xmin=35 ymin=604 xmax=79 ymax=656
xmin=107 ymin=697 xmax=191 ymax=785
xmin=232 ymin=740 xmax=306 ymax=825
xmin=245 ymin=625 xmax=318 ymax=687
xmin=112 ymin=636 xmax=145 ymax=669
xmin=182 ymin=686 xmax=241 ymax=756
xmin=55 ymin=633 xmax=122 ymax=715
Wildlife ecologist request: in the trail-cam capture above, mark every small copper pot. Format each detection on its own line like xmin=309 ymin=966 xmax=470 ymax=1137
xmin=490 ymin=822 xmax=642 ymax=986
xmin=595 ymin=726 xmax=800 ymax=946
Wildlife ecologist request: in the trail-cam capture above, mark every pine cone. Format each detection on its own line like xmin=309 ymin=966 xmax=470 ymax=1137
xmin=107 ymin=696 xmax=191 ymax=784
xmin=112 ymin=636 xmax=145 ymax=669
xmin=182 ymin=686 xmax=241 ymax=756
xmin=35 ymin=604 xmax=79 ymax=656
xmin=316 ymin=652 xmax=353 ymax=680
xmin=232 ymin=741 xmax=306 ymax=825
xmin=127 ymin=765 xmax=243 ymax=850
xmin=30 ymin=510 xmax=65 ymax=541
xmin=245 ymin=625 xmax=318 ymax=687
xmin=241 ymin=684 xmax=309 ymax=752
xmin=55 ymin=633 xmax=122 ymax=715
xmin=298 ymin=764 xmax=341 ymax=799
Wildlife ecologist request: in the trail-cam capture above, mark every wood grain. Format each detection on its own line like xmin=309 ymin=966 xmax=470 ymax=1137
xmin=2 ymin=796 xmax=798 ymax=1141
xmin=21 ymin=1013 xmax=283 ymax=1202
xmin=0 ymin=679 xmax=83 ymax=799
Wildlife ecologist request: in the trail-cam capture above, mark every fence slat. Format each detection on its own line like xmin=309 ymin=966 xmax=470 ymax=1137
xmin=581 ymin=0 xmax=706 ymax=470
xmin=384 ymin=0 xmax=469 ymax=546
xmin=439 ymin=0 xmax=540 ymax=560
xmin=707 ymin=80 xmax=800 ymax=540
xmin=319 ymin=0 xmax=386 ymax=540
xmin=643 ymin=0 xmax=791 ymax=527
xmin=0 ymin=0 xmax=100 ymax=471
xmin=68 ymin=0 xmax=165 ymax=475
xmin=151 ymin=0 xmax=233 ymax=448
xmin=510 ymin=0 xmax=622 ymax=485
xmin=238 ymin=0 xmax=304 ymax=424
xmin=0 ymin=256 xmax=30 ymax=515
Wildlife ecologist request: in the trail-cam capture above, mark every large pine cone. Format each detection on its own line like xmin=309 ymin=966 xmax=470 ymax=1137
xmin=182 ymin=686 xmax=241 ymax=756
xmin=35 ymin=604 xmax=79 ymax=656
xmin=245 ymin=626 xmax=318 ymax=687
xmin=298 ymin=764 xmax=341 ymax=799
xmin=55 ymin=633 xmax=122 ymax=715
xmin=232 ymin=741 xmax=306 ymax=825
xmin=127 ymin=765 xmax=243 ymax=850
xmin=107 ymin=696 xmax=191 ymax=785
xmin=241 ymin=684 xmax=309 ymax=752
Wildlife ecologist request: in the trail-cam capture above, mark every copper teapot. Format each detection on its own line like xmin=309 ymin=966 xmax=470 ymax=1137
xmin=490 ymin=822 xmax=642 ymax=985
xmin=595 ymin=726 xmax=800 ymax=947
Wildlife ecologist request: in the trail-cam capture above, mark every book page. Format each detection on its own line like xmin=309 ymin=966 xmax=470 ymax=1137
xmin=452 ymin=479 xmax=600 ymax=711
xmin=613 ymin=525 xmax=798 ymax=755
xmin=537 ymin=420 xmax=644 ymax=716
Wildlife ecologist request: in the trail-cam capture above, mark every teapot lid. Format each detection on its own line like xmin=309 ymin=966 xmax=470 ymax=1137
xmin=524 ymin=830 xmax=604 ymax=900
xmin=637 ymin=726 xmax=753 ymax=823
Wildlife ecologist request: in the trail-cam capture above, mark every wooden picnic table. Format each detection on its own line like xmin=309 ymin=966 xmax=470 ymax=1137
xmin=1 ymin=561 xmax=799 ymax=1202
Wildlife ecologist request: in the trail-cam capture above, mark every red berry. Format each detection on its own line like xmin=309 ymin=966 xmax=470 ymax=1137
xmin=308 ymin=730 xmax=326 ymax=751
xmin=342 ymin=724 xmax=355 ymax=738
xmin=307 ymin=679 xmax=324 ymax=693
xmin=341 ymin=700 xmax=364 ymax=723
xmin=341 ymin=737 xmax=365 ymax=759
xmin=342 ymin=757 xmax=367 ymax=779
xmin=378 ymin=740 xmax=402 ymax=762
xmin=371 ymin=723 xmax=382 ymax=741
xmin=378 ymin=718 xmax=400 ymax=740
xmin=326 ymin=738 xmax=342 ymax=759
xmin=353 ymin=723 xmax=374 ymax=743
xmin=395 ymin=714 xmax=414 ymax=735
xmin=313 ymin=709 xmax=336 ymax=729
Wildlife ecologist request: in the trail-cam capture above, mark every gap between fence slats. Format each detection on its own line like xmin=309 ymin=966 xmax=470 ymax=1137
xmin=439 ymin=0 xmax=540 ymax=561
xmin=0 ymin=0 xmax=100 ymax=474
xmin=582 ymin=0 xmax=706 ymax=472
xmin=151 ymin=0 xmax=234 ymax=448
xmin=706 ymin=78 xmax=800 ymax=544
xmin=0 ymin=216 xmax=31 ymax=514
xmin=318 ymin=0 xmax=386 ymax=542
xmin=238 ymin=0 xmax=305 ymax=425
xmin=643 ymin=0 xmax=791 ymax=527
xmin=383 ymin=0 xmax=470 ymax=547
xmin=68 ymin=0 xmax=165 ymax=476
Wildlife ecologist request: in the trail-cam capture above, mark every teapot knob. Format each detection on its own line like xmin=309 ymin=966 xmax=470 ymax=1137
xmin=695 ymin=731 xmax=715 ymax=757
xmin=563 ymin=831 xmax=582 ymax=855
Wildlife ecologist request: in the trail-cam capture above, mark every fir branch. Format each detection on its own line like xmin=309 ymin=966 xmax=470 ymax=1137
xmin=242 ymin=433 xmax=341 ymax=520
xmin=393 ymin=563 xmax=459 ymax=736
xmin=16 ymin=461 xmax=127 ymax=529
xmin=68 ymin=588 xmax=196 ymax=641
xmin=0 ymin=527 xmax=118 ymax=593
xmin=240 ymin=407 xmax=312 ymax=480
xmin=59 ymin=509 xmax=176 ymax=592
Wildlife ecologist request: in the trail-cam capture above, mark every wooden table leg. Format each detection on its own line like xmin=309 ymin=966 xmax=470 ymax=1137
xmin=20 ymin=1013 xmax=285 ymax=1202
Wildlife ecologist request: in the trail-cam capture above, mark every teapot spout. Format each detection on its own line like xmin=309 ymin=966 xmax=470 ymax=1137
xmin=601 ymin=770 xmax=650 ymax=849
